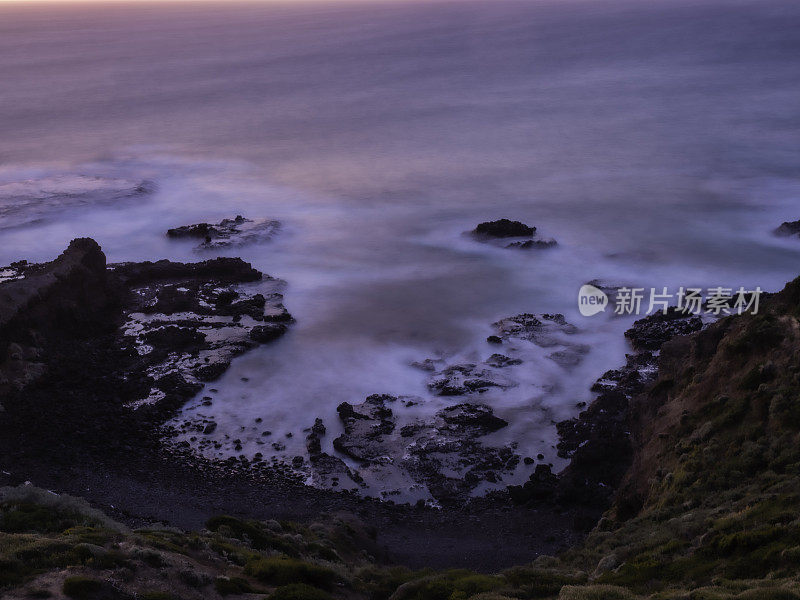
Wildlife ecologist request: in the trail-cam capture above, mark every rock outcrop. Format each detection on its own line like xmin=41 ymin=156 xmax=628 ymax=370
xmin=774 ymin=219 xmax=800 ymax=237
xmin=473 ymin=219 xmax=535 ymax=238
xmin=113 ymin=258 xmax=291 ymax=410
xmin=328 ymin=393 xmax=517 ymax=504
xmin=0 ymin=238 xmax=119 ymax=394
xmin=0 ymin=239 xmax=292 ymax=419
xmin=470 ymin=219 xmax=558 ymax=250
xmin=167 ymin=215 xmax=280 ymax=249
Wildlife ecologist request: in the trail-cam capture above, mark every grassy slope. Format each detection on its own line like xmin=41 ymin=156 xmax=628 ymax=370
xmin=4 ymin=281 xmax=800 ymax=600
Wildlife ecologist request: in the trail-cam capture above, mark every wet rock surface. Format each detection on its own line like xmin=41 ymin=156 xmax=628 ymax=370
xmin=624 ymin=308 xmax=704 ymax=351
xmin=167 ymin=215 xmax=280 ymax=249
xmin=492 ymin=312 xmax=588 ymax=368
xmin=328 ymin=393 xmax=517 ymax=505
xmin=289 ymin=312 xmax=587 ymax=504
xmin=113 ymin=258 xmax=291 ymax=411
xmin=427 ymin=362 xmax=515 ymax=396
xmin=305 ymin=417 xmax=363 ymax=490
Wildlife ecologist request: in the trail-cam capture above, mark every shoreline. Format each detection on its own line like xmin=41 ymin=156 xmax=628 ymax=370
xmin=0 ymin=237 xmax=600 ymax=571
xmin=0 ymin=233 xmax=757 ymax=570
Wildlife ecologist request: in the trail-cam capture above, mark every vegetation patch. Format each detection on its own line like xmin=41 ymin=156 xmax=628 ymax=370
xmin=245 ymin=555 xmax=339 ymax=589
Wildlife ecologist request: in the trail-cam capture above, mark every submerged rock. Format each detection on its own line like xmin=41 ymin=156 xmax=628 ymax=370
xmin=0 ymin=175 xmax=154 ymax=230
xmin=774 ymin=219 xmax=800 ymax=237
xmin=505 ymin=239 xmax=558 ymax=250
xmin=167 ymin=215 xmax=280 ymax=249
xmin=493 ymin=313 xmax=579 ymax=347
xmin=428 ymin=363 xmax=515 ymax=396
xmin=333 ymin=395 xmax=397 ymax=462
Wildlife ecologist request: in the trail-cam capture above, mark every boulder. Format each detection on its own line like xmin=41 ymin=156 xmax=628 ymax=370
xmin=473 ymin=219 xmax=535 ymax=238
xmin=774 ymin=220 xmax=800 ymax=237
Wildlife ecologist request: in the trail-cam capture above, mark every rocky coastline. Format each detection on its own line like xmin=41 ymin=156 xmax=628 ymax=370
xmin=0 ymin=235 xmax=592 ymax=570
xmin=0 ymin=222 xmax=755 ymax=571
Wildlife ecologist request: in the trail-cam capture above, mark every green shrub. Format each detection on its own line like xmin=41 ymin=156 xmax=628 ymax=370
xmin=206 ymin=516 xmax=299 ymax=556
xmin=62 ymin=576 xmax=103 ymax=599
xmin=140 ymin=593 xmax=178 ymax=600
xmin=353 ymin=565 xmax=421 ymax=600
xmin=245 ymin=556 xmax=338 ymax=589
xmin=392 ymin=576 xmax=453 ymax=600
xmin=449 ymin=573 xmax=502 ymax=599
xmin=0 ymin=486 xmax=125 ymax=534
xmin=268 ymin=583 xmax=332 ymax=600
xmin=0 ymin=557 xmax=25 ymax=587
xmin=388 ymin=571 xmax=499 ymax=600
xmin=214 ymin=576 xmax=255 ymax=595
xmin=502 ymin=566 xmax=586 ymax=597
xmin=0 ymin=503 xmax=79 ymax=534
xmin=558 ymin=585 xmax=638 ymax=600
xmin=736 ymin=588 xmax=800 ymax=600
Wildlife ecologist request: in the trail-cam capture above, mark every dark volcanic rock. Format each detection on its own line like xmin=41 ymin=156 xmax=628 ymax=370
xmin=0 ymin=239 xmax=294 ymax=422
xmin=250 ymin=323 xmax=289 ymax=343
xmin=624 ymin=308 xmax=704 ymax=351
xmin=333 ymin=395 xmax=396 ymax=462
xmin=143 ymin=326 xmax=206 ymax=349
xmin=167 ymin=221 xmax=214 ymax=239
xmin=437 ymin=403 xmax=508 ymax=434
xmin=0 ymin=238 xmax=118 ymax=394
xmin=471 ymin=219 xmax=558 ymax=249
xmin=508 ymin=464 xmax=559 ymax=504
xmin=473 ymin=219 xmax=535 ymax=238
xmin=329 ymin=393 xmax=518 ymax=504
xmin=485 ymin=354 xmax=522 ymax=368
xmin=428 ymin=363 xmax=514 ymax=396
xmin=117 ymin=257 xmax=292 ymax=411
xmin=167 ymin=215 xmax=280 ymax=250
xmin=305 ymin=416 xmax=362 ymax=489
xmin=775 ymin=219 xmax=800 ymax=238
xmin=112 ymin=256 xmax=262 ymax=287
